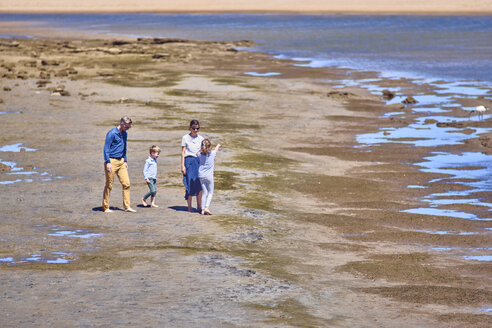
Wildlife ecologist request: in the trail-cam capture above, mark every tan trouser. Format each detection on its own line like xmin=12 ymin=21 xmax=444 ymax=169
xmin=102 ymin=158 xmax=130 ymax=210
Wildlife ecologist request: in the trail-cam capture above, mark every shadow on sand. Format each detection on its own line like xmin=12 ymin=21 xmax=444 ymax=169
xmin=92 ymin=206 xmax=121 ymax=212
xmin=168 ymin=205 xmax=198 ymax=213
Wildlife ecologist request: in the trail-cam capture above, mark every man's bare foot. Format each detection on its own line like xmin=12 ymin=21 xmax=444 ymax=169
xmin=204 ymin=208 xmax=212 ymax=215
xmin=150 ymin=204 xmax=159 ymax=208
xmin=104 ymin=208 xmax=113 ymax=213
xmin=141 ymin=198 xmax=148 ymax=207
xmin=124 ymin=207 xmax=137 ymax=213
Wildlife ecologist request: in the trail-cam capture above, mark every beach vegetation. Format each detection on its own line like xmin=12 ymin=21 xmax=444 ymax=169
xmin=208 ymin=214 xmax=257 ymax=229
xmin=229 ymin=152 xmax=295 ymax=172
xmin=347 ymin=230 xmax=491 ymax=248
xmin=361 ymin=285 xmax=492 ymax=305
xmin=212 ymin=77 xmax=260 ymax=90
xmin=105 ymin=76 xmax=181 ymax=88
xmin=165 ymin=89 xmax=208 ymax=98
xmin=133 ymin=243 xmax=210 ymax=256
xmin=127 ymin=139 xmax=163 ymax=143
xmin=438 ymin=313 xmax=492 ymax=327
xmin=316 ymin=242 xmax=369 ymax=252
xmin=214 ymin=170 xmax=238 ymax=190
xmin=205 ymin=122 xmax=262 ymax=133
xmin=244 ymin=298 xmax=332 ymax=327
xmin=238 ymin=191 xmax=276 ymax=212
xmin=0 ymin=253 xmax=141 ymax=272
xmin=337 ymin=253 xmax=473 ymax=285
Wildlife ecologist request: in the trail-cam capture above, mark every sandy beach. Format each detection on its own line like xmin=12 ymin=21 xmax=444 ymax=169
xmin=1 ymin=0 xmax=492 ymax=14
xmin=0 ymin=21 xmax=491 ymax=328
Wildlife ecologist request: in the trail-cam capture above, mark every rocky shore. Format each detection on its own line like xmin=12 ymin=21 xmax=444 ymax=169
xmin=0 ymin=36 xmax=491 ymax=327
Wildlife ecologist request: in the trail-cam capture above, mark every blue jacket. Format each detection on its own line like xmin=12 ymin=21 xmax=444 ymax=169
xmin=103 ymin=126 xmax=127 ymax=163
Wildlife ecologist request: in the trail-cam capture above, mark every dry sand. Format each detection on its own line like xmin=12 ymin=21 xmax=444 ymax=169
xmin=0 ymin=27 xmax=491 ymax=327
xmin=1 ymin=0 xmax=492 ymax=14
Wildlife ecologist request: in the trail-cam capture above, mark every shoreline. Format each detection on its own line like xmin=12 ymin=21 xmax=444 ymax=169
xmin=3 ymin=10 xmax=492 ymax=16
xmin=2 ymin=10 xmax=492 ymax=16
xmin=1 ymin=0 xmax=492 ymax=15
xmin=0 ymin=27 xmax=491 ymax=327
xmin=2 ymin=17 xmax=492 ymax=85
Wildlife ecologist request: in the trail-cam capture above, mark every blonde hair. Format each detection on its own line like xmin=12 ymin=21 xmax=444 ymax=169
xmin=200 ymin=138 xmax=212 ymax=156
xmin=149 ymin=145 xmax=161 ymax=155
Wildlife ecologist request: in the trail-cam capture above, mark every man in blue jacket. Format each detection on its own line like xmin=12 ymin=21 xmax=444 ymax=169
xmin=102 ymin=116 xmax=136 ymax=213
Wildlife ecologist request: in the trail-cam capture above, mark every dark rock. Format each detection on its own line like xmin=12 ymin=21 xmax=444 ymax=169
xmin=39 ymin=71 xmax=50 ymax=79
xmin=61 ymin=43 xmax=76 ymax=49
xmin=327 ymin=91 xmax=356 ymax=99
xmin=153 ymin=38 xmax=188 ymax=44
xmin=436 ymin=122 xmax=464 ymax=128
xmin=0 ymin=162 xmax=10 ymax=172
xmin=55 ymin=69 xmax=69 ymax=77
xmin=152 ymin=54 xmax=169 ymax=59
xmin=16 ymin=72 xmax=28 ymax=80
xmin=479 ymin=136 xmax=492 ymax=148
xmin=41 ymin=59 xmax=60 ymax=66
xmin=50 ymin=85 xmax=70 ymax=96
xmin=402 ymin=96 xmax=418 ymax=105
xmin=67 ymin=67 xmax=78 ymax=75
xmin=424 ymin=119 xmax=438 ymax=125
xmin=382 ymin=89 xmax=396 ymax=100
xmin=112 ymin=40 xmax=130 ymax=46
xmin=51 ymin=90 xmax=70 ymax=97
xmin=24 ymin=61 xmax=37 ymax=68
xmin=3 ymin=86 xmax=11 ymax=91
xmin=97 ymin=71 xmax=114 ymax=77
xmin=36 ymin=80 xmax=51 ymax=87
xmin=137 ymin=37 xmax=188 ymax=44
xmin=1 ymin=63 xmax=15 ymax=71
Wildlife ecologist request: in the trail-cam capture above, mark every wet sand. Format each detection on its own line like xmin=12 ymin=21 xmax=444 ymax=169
xmin=0 ymin=30 xmax=491 ymax=327
xmin=1 ymin=0 xmax=492 ymax=14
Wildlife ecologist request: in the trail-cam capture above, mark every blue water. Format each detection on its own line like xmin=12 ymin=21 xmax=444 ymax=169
xmin=1 ymin=13 xmax=492 ymax=83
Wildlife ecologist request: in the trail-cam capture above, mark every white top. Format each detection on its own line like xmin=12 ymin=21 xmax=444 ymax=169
xmin=181 ymin=133 xmax=204 ymax=157
xmin=143 ymin=156 xmax=157 ymax=179
xmin=198 ymin=150 xmax=217 ymax=179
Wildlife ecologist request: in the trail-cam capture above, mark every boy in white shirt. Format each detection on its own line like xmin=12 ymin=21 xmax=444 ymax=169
xmin=142 ymin=145 xmax=161 ymax=208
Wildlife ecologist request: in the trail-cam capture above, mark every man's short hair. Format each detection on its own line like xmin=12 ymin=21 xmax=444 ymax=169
xmin=120 ymin=116 xmax=132 ymax=124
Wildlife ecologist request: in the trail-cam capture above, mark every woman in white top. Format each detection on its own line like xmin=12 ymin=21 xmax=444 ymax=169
xmin=181 ymin=119 xmax=204 ymax=212
xmin=198 ymin=138 xmax=221 ymax=215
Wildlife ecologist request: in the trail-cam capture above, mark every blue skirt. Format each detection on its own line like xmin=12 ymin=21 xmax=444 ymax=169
xmin=183 ymin=156 xmax=202 ymax=199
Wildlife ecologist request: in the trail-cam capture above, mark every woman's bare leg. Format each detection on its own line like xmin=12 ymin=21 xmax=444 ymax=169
xmin=197 ymin=190 xmax=203 ymax=212
xmin=187 ymin=195 xmax=193 ymax=212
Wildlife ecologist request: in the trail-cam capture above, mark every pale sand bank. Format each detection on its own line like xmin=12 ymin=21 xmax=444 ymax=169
xmin=1 ymin=0 xmax=492 ymax=14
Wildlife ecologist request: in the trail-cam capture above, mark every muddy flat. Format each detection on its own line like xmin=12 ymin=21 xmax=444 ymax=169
xmin=0 ymin=37 xmax=491 ymax=327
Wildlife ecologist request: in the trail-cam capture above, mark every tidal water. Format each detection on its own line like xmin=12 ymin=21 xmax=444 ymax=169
xmin=1 ymin=13 xmax=492 ymax=83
